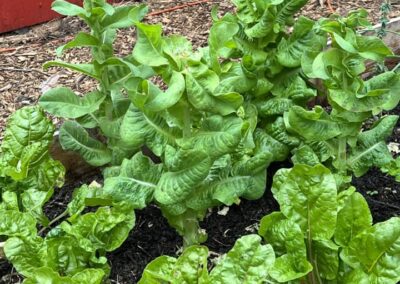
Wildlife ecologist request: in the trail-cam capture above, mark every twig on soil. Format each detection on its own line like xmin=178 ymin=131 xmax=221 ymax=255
xmin=0 ymin=47 xmax=16 ymax=53
xmin=0 ymin=34 xmax=39 ymax=45
xmin=365 ymin=196 xmax=400 ymax=211
xmin=319 ymin=0 xmax=335 ymax=14
xmin=147 ymin=0 xmax=211 ymax=17
xmin=326 ymin=0 xmax=335 ymax=13
xmin=0 ymin=67 xmax=47 ymax=76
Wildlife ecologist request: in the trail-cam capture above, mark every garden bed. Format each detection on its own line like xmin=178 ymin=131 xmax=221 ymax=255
xmin=1 ymin=0 xmax=400 ymax=283
xmin=1 ymin=154 xmax=399 ymax=283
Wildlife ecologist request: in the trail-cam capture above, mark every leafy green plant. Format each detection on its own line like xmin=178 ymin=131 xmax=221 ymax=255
xmin=259 ymin=163 xmax=400 ymax=283
xmin=0 ymin=107 xmax=135 ymax=283
xmin=98 ymin=0 xmax=326 ymax=246
xmin=282 ymin=10 xmax=400 ymax=187
xmin=139 ymin=234 xmax=275 ymax=283
xmin=139 ymin=164 xmax=400 ymax=284
xmin=0 ymin=106 xmax=65 ymax=225
xmin=39 ymin=0 xmax=152 ymax=166
xmin=39 ymin=0 xmax=400 ymax=247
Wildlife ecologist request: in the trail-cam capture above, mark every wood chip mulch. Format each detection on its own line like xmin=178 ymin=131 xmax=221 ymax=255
xmin=0 ymin=0 xmax=399 ymax=137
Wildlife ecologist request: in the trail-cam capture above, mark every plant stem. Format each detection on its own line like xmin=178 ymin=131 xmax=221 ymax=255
xmin=38 ymin=210 xmax=69 ymax=235
xmin=392 ymin=62 xmax=400 ymax=73
xmin=338 ymin=137 xmax=347 ymax=174
xmin=0 ymin=242 xmax=5 ymax=259
xmin=183 ymin=103 xmax=191 ymax=139
xmin=182 ymin=217 xmax=205 ymax=248
xmin=306 ymin=238 xmax=317 ymax=283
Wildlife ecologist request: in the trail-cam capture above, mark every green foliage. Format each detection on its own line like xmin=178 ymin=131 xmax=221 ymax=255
xmin=259 ymin=164 xmax=400 ymax=283
xmin=38 ymin=0 xmax=400 ymax=250
xmin=139 ymin=235 xmax=275 ymax=284
xmin=0 ymin=107 xmax=135 ymax=283
xmin=2 ymin=0 xmax=400 ymax=282
xmin=39 ymin=0 xmax=151 ymax=166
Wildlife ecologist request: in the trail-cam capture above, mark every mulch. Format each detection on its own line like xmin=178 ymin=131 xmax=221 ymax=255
xmin=0 ymin=0 xmax=399 ymax=136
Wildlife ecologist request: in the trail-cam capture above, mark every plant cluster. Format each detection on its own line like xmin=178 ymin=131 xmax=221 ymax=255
xmin=140 ymin=164 xmax=400 ymax=283
xmin=1 ymin=0 xmax=400 ymax=283
xmin=0 ymin=107 xmax=134 ymax=282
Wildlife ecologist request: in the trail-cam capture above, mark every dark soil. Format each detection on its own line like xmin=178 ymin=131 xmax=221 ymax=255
xmin=107 ymin=162 xmax=285 ymax=283
xmin=1 ymin=151 xmax=399 ymax=283
xmin=0 ymin=161 xmax=283 ymax=283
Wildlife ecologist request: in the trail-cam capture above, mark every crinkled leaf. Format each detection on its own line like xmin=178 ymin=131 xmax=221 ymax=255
xmin=143 ymin=71 xmax=185 ymax=112
xmin=348 ymin=115 xmax=398 ymax=176
xmin=138 ymin=256 xmax=177 ymax=283
xmin=103 ymin=153 xmax=162 ymax=209
xmin=59 ymin=121 xmax=112 ymax=166
xmin=277 ymin=16 xmax=325 ymax=67
xmin=272 ymin=164 xmax=337 ymax=240
xmin=0 ymin=106 xmax=54 ymax=179
xmin=185 ymin=70 xmax=243 ymax=116
xmin=210 ymin=235 xmax=275 ymax=284
xmin=285 ymin=106 xmax=341 ymax=141
xmin=67 ymin=184 xmax=102 ymax=222
xmin=0 ymin=210 xmax=37 ymax=238
xmin=132 ymin=23 xmax=169 ymax=67
xmin=313 ymin=240 xmax=339 ymax=281
xmin=334 ymin=192 xmax=372 ymax=247
xmin=139 ymin=246 xmax=209 ymax=283
xmin=60 ymin=205 xmax=135 ymax=252
xmin=341 ymin=217 xmax=400 ymax=284
xmin=155 ymin=148 xmax=212 ymax=205
xmin=178 ymin=115 xmax=243 ymax=159
xmin=39 ymin=88 xmax=105 ymax=119
xmin=4 ymin=237 xmax=45 ymax=277
xmin=120 ymin=104 xmax=181 ymax=156
xmin=21 ymin=189 xmax=53 ymax=225
xmin=259 ymin=212 xmax=312 ymax=282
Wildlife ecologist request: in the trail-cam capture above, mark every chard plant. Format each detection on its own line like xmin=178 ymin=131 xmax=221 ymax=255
xmin=0 ymin=107 xmax=135 ymax=283
xmin=139 ymin=234 xmax=275 ymax=283
xmin=258 ymin=163 xmax=400 ymax=284
xmin=139 ymin=164 xmax=400 ymax=284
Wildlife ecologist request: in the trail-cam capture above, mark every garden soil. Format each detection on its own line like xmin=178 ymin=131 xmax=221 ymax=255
xmin=1 ymin=0 xmax=400 ymax=283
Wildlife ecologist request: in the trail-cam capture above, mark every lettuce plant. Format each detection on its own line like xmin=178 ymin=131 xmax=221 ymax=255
xmin=39 ymin=0 xmax=153 ymax=165
xmin=0 ymin=107 xmax=135 ymax=283
xmin=139 ymin=234 xmax=275 ymax=283
xmin=283 ymin=11 xmax=400 ymax=187
xmin=38 ymin=0 xmax=400 ymax=247
xmin=0 ymin=106 xmax=65 ymax=225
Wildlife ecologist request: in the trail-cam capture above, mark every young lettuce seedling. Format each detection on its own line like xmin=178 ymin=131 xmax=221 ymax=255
xmin=0 ymin=107 xmax=135 ymax=283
